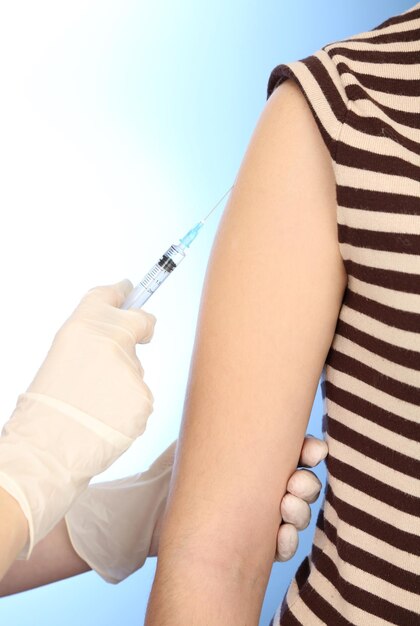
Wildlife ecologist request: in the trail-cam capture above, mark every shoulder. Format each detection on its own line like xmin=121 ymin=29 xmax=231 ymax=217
xmin=242 ymin=75 xmax=341 ymax=245
xmin=260 ymin=76 xmax=334 ymax=172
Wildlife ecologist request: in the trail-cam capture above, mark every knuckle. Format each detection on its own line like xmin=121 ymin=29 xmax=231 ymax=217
xmin=139 ymin=381 xmax=154 ymax=409
xmin=123 ymin=309 xmax=156 ymax=343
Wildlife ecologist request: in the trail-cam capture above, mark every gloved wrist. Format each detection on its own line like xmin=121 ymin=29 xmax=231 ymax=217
xmin=0 ymin=392 xmax=134 ymax=559
xmin=64 ymin=439 xmax=177 ymax=584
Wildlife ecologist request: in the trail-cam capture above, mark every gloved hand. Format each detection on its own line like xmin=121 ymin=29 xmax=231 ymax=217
xmin=0 ymin=279 xmax=156 ymax=560
xmin=64 ymin=433 xmax=327 ymax=583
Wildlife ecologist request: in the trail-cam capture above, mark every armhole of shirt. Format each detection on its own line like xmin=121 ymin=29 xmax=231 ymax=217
xmin=266 ymin=48 xmax=351 ymax=163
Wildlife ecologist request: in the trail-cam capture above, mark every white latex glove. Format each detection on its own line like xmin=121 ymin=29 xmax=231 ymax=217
xmin=63 ymin=434 xmax=327 ymax=583
xmin=65 ymin=439 xmax=177 ymax=583
xmin=0 ymin=279 xmax=156 ymax=559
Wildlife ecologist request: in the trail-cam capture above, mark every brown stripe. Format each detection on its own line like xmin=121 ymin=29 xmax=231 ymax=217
xmin=323 ymin=515 xmax=420 ymax=594
xmin=333 ymin=316 xmax=420 ymax=372
xmin=346 ymin=83 xmax=420 ymax=128
xmin=266 ymin=71 xmax=339 ymax=159
xmin=322 ymin=378 xmax=419 ymax=442
xmin=328 ymin=415 xmax=420 ymax=479
xmin=324 ymin=482 xmax=420 ymax=555
xmin=277 ymin=603 xmax=302 ymax=626
xmin=326 ymin=346 xmax=420 ymax=408
xmin=327 ymin=454 xmax=420 ymax=515
xmin=301 ymin=54 xmax=349 ymax=122
xmin=339 ymin=223 xmax=420 ymax=256
xmin=349 ymin=26 xmax=420 ymax=45
xmin=345 ymin=110 xmax=420 ymax=156
xmin=337 ymin=141 xmax=420 ymax=181
xmin=300 ymin=582 xmax=351 ymax=625
xmin=266 ymin=57 xmax=348 ymax=159
xmin=342 ymin=259 xmax=420 ymax=295
xmin=295 ymin=555 xmax=310 ymax=591
xmin=311 ymin=543 xmax=420 ymax=623
xmin=370 ymin=6 xmax=420 ymax=31
xmin=337 ymin=61 xmax=420 ymax=96
xmin=326 ymin=347 xmax=420 ymax=408
xmin=330 ymin=45 xmax=420 ymax=65
xmin=338 ymin=185 xmax=420 ymax=216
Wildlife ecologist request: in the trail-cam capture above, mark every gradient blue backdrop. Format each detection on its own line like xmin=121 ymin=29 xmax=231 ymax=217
xmin=0 ymin=1 xmax=414 ymax=625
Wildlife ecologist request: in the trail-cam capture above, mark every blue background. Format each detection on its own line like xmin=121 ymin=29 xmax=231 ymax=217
xmin=0 ymin=1 xmax=415 ymax=625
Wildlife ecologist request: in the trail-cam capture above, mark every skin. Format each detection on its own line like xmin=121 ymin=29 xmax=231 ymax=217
xmin=0 ymin=433 xmax=326 ymax=596
xmin=0 ymin=77 xmax=338 ymax=610
xmin=144 ymin=77 xmax=347 ymax=625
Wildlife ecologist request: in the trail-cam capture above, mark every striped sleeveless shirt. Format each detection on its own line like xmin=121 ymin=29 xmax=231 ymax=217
xmin=266 ymin=4 xmax=420 ymax=624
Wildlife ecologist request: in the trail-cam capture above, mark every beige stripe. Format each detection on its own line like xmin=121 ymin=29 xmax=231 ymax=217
xmin=300 ymin=564 xmax=394 ymax=625
xmin=327 ymin=433 xmax=420 ymax=495
xmin=332 ymin=333 xmax=420 ymax=390
xmin=341 ymin=16 xmax=420 ymax=40
xmin=338 ymin=119 xmax=420 ymax=165
xmin=285 ymin=51 xmax=349 ymax=135
xmin=288 ymin=594 xmax=325 ymax=625
xmin=327 ymin=473 xmax=420 ymax=534
xmin=326 ymin=363 xmax=419 ymax=424
xmin=337 ymin=163 xmax=420 ymax=196
xmin=324 ymin=497 xmax=420 ymax=575
xmin=325 ymin=39 xmax=420 ymax=54
xmin=326 ymin=397 xmax=420 ymax=460
xmin=343 ymin=275 xmax=420 ymax=315
xmin=340 ymin=241 xmax=420 ymax=274
xmin=344 ymin=74 xmax=420 ymax=114
xmin=399 ymin=2 xmax=420 ymax=18
xmin=283 ymin=577 xmax=300 ymax=613
xmin=337 ymin=205 xmax=420 ymax=235
xmin=339 ymin=300 xmax=420 ymax=353
xmin=344 ymin=97 xmax=420 ymax=138
xmin=315 ymin=48 xmax=351 ymax=105
xmin=333 ymin=54 xmax=420 ymax=80
xmin=312 ymin=527 xmax=420 ymax=614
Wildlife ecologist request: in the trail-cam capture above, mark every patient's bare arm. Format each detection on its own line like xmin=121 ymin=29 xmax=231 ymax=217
xmin=145 ymin=77 xmax=347 ymax=625
xmin=0 ymin=433 xmax=326 ymax=596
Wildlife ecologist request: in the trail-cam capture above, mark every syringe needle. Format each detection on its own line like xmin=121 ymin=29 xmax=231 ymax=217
xmin=200 ymin=184 xmax=235 ymax=224
xmin=121 ymin=182 xmax=235 ymax=309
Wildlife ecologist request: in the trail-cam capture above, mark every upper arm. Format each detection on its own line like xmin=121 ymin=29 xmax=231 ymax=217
xmin=158 ymin=78 xmax=347 ymax=578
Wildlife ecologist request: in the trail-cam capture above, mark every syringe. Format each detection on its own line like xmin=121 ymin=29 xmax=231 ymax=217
xmin=121 ymin=184 xmax=234 ymax=310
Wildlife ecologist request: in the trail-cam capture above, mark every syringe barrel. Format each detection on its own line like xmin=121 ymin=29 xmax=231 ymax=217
xmin=121 ymin=244 xmax=186 ymax=309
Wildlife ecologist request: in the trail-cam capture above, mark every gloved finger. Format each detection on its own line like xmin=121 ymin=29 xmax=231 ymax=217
xmin=120 ymin=307 xmax=157 ymax=344
xmin=84 ymin=279 xmax=134 ymax=308
xmin=73 ymin=283 xmax=157 ymax=347
xmin=274 ymin=523 xmax=298 ymax=562
xmin=280 ymin=493 xmax=311 ymax=530
xmin=298 ymin=434 xmax=328 ymax=468
xmin=286 ymin=468 xmax=322 ymax=504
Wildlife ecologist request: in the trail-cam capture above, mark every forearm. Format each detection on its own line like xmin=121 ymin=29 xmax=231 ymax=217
xmin=145 ymin=550 xmax=269 ymax=626
xmin=0 ymin=486 xmax=28 ymax=582
xmin=0 ymin=517 xmax=90 ymax=596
